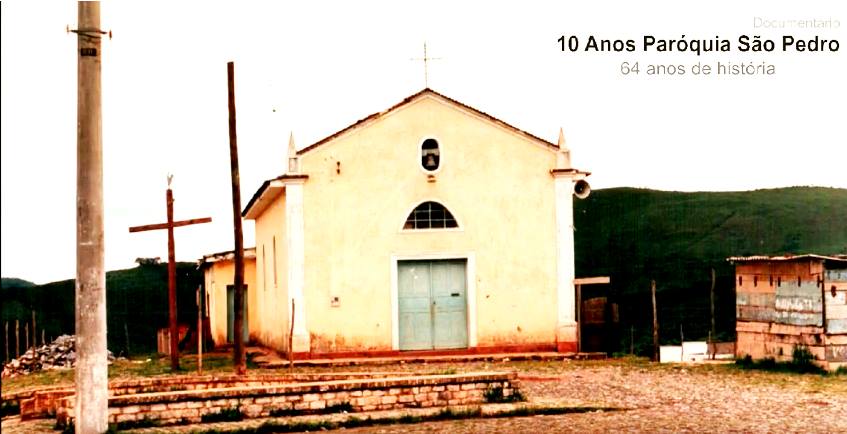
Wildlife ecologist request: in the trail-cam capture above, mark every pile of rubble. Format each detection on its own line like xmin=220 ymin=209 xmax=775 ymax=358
xmin=2 ymin=335 xmax=115 ymax=378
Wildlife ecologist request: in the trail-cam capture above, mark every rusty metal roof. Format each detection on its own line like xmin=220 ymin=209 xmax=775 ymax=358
xmin=197 ymin=247 xmax=256 ymax=268
xmin=727 ymin=254 xmax=847 ymax=264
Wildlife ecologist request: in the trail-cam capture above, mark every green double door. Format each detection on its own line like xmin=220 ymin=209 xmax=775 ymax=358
xmin=226 ymin=285 xmax=249 ymax=343
xmin=398 ymin=259 xmax=468 ymax=350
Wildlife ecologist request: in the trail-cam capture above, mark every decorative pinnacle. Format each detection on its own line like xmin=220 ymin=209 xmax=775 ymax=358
xmin=288 ymin=132 xmax=299 ymax=173
xmin=556 ymin=128 xmax=572 ymax=169
xmin=557 ymin=127 xmax=568 ymax=151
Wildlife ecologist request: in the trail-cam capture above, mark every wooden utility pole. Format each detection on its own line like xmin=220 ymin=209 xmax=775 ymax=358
xmin=24 ymin=324 xmax=28 ymax=353
xmin=5 ymin=322 xmax=8 ymax=362
xmin=651 ymin=279 xmax=659 ymax=362
xmin=227 ymin=61 xmax=247 ymax=374
xmin=15 ymin=320 xmax=19 ymax=358
xmin=74 ymin=2 xmax=108 ymax=431
xmin=129 ymin=182 xmax=211 ymax=371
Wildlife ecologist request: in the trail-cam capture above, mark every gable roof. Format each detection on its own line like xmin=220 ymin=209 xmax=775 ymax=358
xmin=243 ymin=88 xmax=561 ymax=218
xmin=297 ymin=88 xmax=560 ymax=155
xmin=242 ymin=174 xmax=308 ymax=219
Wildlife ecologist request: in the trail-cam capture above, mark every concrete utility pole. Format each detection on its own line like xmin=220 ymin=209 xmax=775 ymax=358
xmin=226 ymin=61 xmax=247 ymax=374
xmin=75 ymin=2 xmax=108 ymax=432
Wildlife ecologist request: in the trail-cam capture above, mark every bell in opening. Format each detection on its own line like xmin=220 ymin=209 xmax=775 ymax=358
xmin=421 ymin=138 xmax=440 ymax=171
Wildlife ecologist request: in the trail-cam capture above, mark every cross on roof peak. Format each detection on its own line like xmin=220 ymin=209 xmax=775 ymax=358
xmin=410 ymin=42 xmax=442 ymax=88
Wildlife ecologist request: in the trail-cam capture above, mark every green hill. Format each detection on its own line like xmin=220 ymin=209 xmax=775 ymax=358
xmin=1 ymin=262 xmax=201 ymax=357
xmin=1 ymin=278 xmax=36 ymax=289
xmin=2 ymin=187 xmax=844 ymax=359
xmin=574 ymin=186 xmax=847 ymax=353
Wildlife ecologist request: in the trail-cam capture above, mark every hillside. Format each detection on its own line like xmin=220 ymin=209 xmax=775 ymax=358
xmin=2 ymin=187 xmax=844 ymax=358
xmin=1 ymin=262 xmax=201 ymax=357
xmin=1 ymin=278 xmax=36 ymax=289
xmin=574 ymin=186 xmax=847 ymax=352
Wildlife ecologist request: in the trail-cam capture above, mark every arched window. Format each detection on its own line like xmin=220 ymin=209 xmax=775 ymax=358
xmin=421 ymin=138 xmax=440 ymax=171
xmin=404 ymin=201 xmax=458 ymax=230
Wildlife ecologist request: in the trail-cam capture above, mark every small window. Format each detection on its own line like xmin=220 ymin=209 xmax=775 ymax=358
xmin=404 ymin=201 xmax=458 ymax=230
xmin=777 ymin=276 xmax=781 ymax=287
xmin=421 ymin=138 xmax=440 ymax=171
xmin=754 ymin=276 xmax=758 ymax=287
xmin=273 ymin=236 xmax=278 ymax=287
xmin=738 ymin=276 xmax=742 ymax=286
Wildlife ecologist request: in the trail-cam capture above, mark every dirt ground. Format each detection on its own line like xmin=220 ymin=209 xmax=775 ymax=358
xmin=3 ymin=357 xmax=846 ymax=433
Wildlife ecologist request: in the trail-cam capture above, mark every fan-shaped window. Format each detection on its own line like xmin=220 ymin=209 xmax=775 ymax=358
xmin=403 ymin=201 xmax=458 ymax=230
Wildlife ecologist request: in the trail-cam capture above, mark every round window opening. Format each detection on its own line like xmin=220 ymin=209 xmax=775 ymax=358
xmin=421 ymin=138 xmax=440 ymax=171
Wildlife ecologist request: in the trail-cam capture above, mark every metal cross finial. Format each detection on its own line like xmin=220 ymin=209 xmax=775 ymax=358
xmin=410 ymin=42 xmax=442 ymax=88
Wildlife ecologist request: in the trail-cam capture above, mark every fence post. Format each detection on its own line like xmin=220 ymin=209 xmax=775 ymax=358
xmin=651 ymin=280 xmax=659 ymax=362
xmin=289 ymin=299 xmax=295 ymax=371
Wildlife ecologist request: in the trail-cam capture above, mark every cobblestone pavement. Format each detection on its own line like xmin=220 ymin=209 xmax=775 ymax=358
xmin=3 ymin=361 xmax=846 ymax=433
xmin=342 ymin=363 xmax=847 ymax=433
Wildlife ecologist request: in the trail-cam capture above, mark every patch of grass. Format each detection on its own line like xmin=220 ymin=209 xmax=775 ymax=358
xmin=56 ymin=422 xmax=73 ymax=434
xmin=0 ymin=352 xmax=247 ymax=394
xmin=483 ymin=385 xmax=525 ymax=403
xmin=113 ymin=416 xmax=160 ymax=431
xmin=192 ymin=405 xmax=616 ymax=434
xmin=734 ymin=347 xmax=828 ymax=376
xmin=201 ymin=407 xmax=244 ymax=423
xmin=492 ymin=405 xmax=616 ymax=418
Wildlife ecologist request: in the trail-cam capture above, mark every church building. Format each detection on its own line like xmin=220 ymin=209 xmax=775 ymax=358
xmin=210 ymin=88 xmax=591 ymax=357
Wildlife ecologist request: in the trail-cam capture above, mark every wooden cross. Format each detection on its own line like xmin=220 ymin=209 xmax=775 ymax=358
xmin=410 ymin=42 xmax=442 ymax=88
xmin=129 ymin=178 xmax=211 ymax=370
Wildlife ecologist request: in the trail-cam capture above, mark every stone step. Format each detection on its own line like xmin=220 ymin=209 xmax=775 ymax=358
xmin=55 ymin=372 xmax=521 ymax=430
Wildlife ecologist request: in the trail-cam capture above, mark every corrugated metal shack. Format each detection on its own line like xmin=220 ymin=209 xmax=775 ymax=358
xmin=729 ymin=254 xmax=847 ymax=371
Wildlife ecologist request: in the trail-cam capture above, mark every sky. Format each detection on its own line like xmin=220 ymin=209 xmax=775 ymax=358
xmin=1 ymin=1 xmax=845 ymax=284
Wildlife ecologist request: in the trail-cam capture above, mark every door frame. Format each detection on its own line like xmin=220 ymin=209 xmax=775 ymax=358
xmin=390 ymin=252 xmax=477 ymax=350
